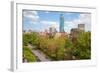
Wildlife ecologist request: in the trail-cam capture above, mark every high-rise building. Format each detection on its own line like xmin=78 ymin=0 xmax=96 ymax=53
xmin=78 ymin=24 xmax=85 ymax=31
xmin=49 ymin=26 xmax=56 ymax=33
xmin=60 ymin=14 xmax=64 ymax=32
xmin=49 ymin=26 xmax=57 ymax=38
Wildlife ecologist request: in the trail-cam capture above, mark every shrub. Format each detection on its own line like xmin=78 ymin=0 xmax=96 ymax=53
xmin=23 ymin=46 xmax=37 ymax=62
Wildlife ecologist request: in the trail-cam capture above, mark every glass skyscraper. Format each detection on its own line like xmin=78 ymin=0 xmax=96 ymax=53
xmin=60 ymin=14 xmax=64 ymax=32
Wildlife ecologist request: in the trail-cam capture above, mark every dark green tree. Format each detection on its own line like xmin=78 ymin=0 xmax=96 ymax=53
xmin=23 ymin=32 xmax=39 ymax=46
xmin=64 ymin=37 xmax=73 ymax=60
xmin=72 ymin=32 xmax=91 ymax=59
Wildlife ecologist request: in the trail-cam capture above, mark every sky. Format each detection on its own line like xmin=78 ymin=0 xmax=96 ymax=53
xmin=23 ymin=10 xmax=91 ymax=33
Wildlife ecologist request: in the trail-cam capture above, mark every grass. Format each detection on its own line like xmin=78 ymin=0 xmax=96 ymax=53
xmin=23 ymin=46 xmax=37 ymax=62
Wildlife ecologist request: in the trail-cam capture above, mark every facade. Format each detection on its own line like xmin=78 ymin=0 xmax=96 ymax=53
xmin=78 ymin=24 xmax=85 ymax=31
xmin=60 ymin=14 xmax=64 ymax=32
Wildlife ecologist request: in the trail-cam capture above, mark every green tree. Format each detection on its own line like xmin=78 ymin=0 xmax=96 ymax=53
xmin=23 ymin=32 xmax=39 ymax=46
xmin=56 ymin=36 xmax=66 ymax=60
xmin=64 ymin=37 xmax=73 ymax=60
xmin=31 ymin=32 xmax=39 ymax=46
xmin=72 ymin=32 xmax=91 ymax=59
xmin=23 ymin=33 xmax=31 ymax=46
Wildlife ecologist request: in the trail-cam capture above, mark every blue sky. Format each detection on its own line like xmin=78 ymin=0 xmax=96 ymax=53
xmin=23 ymin=10 xmax=91 ymax=33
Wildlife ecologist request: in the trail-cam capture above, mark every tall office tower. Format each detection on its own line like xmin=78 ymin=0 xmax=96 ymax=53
xmin=78 ymin=24 xmax=85 ymax=31
xmin=60 ymin=14 xmax=64 ymax=32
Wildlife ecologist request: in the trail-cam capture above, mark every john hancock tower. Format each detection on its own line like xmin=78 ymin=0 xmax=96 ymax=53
xmin=60 ymin=14 xmax=65 ymax=32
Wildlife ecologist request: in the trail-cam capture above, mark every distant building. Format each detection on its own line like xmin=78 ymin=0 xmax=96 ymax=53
xmin=44 ymin=29 xmax=48 ymax=33
xmin=49 ymin=26 xmax=57 ymax=33
xmin=38 ymin=29 xmax=50 ymax=37
xmin=70 ymin=24 xmax=85 ymax=43
xmin=78 ymin=24 xmax=85 ymax=31
xmin=38 ymin=32 xmax=46 ymax=36
xmin=70 ymin=28 xmax=79 ymax=37
xmin=70 ymin=28 xmax=79 ymax=43
xmin=28 ymin=29 xmax=33 ymax=33
xmin=49 ymin=26 xmax=57 ymax=38
xmin=54 ymin=32 xmax=68 ymax=39
xmin=60 ymin=14 xmax=65 ymax=32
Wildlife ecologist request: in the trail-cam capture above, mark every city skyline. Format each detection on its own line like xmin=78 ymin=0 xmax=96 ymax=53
xmin=23 ymin=10 xmax=91 ymax=33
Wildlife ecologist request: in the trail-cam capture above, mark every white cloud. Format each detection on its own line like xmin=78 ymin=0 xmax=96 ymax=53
xmin=23 ymin=10 xmax=39 ymax=23
xmin=65 ymin=21 xmax=76 ymax=27
xmin=40 ymin=21 xmax=59 ymax=31
xmin=73 ymin=14 xmax=91 ymax=31
xmin=64 ymin=13 xmax=91 ymax=32
xmin=40 ymin=21 xmax=59 ymax=28
xmin=23 ymin=11 xmax=38 ymax=16
xmin=78 ymin=14 xmax=91 ymax=24
xmin=64 ymin=21 xmax=77 ymax=32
